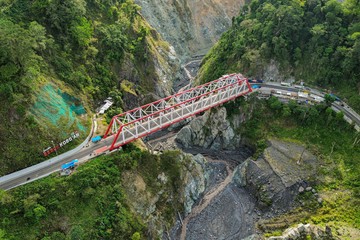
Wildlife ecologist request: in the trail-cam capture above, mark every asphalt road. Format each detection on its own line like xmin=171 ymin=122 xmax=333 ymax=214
xmin=1 ymin=82 xmax=359 ymax=191
xmin=257 ymin=83 xmax=360 ymax=126
xmin=0 ymin=136 xmax=115 ymax=190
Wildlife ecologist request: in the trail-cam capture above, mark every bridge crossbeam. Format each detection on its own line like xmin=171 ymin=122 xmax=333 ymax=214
xmin=103 ymin=73 xmax=252 ymax=150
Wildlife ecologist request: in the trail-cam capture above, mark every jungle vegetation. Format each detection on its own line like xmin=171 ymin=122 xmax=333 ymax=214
xmin=0 ymin=0 xmax=166 ymax=175
xmin=199 ymin=0 xmax=360 ymax=112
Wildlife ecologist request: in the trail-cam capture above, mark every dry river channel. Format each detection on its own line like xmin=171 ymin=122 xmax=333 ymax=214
xmin=145 ymin=128 xmax=259 ymax=240
xmin=173 ymin=147 xmax=257 ymax=240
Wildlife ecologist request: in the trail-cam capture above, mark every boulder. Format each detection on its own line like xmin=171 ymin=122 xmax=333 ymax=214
xmin=268 ymin=223 xmax=339 ymax=240
xmin=176 ymin=126 xmax=193 ymax=148
xmin=175 ymin=107 xmax=243 ymax=150
xmin=232 ymin=161 xmax=249 ymax=187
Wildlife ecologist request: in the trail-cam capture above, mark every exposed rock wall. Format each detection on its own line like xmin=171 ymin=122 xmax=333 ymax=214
xmin=175 ymin=106 xmax=249 ymax=150
xmin=135 ymin=0 xmax=245 ymax=61
xmin=121 ymin=152 xmax=209 ymax=236
xmin=262 ymin=59 xmax=295 ymax=83
xmin=119 ymin=23 xmax=184 ymax=109
xmin=233 ymin=139 xmax=317 ymax=212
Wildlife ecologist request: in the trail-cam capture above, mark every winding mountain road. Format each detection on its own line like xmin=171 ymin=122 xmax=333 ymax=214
xmin=0 ymin=82 xmax=359 ymax=191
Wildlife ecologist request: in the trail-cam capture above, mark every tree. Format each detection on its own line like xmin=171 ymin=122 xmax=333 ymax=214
xmin=306 ymin=107 xmax=320 ymax=124
xmin=0 ymin=189 xmax=13 ymax=204
xmin=0 ymin=229 xmax=6 ymax=240
xmin=98 ymin=23 xmax=127 ymax=61
xmin=131 ymin=232 xmax=141 ymax=240
xmin=268 ymin=96 xmax=282 ymax=112
xmin=282 ymin=105 xmax=291 ymax=117
xmin=33 ymin=204 xmax=47 ymax=221
xmin=71 ymin=17 xmax=93 ymax=47
xmin=69 ymin=225 xmax=85 ymax=240
xmin=324 ymin=94 xmax=336 ymax=105
xmin=29 ymin=21 xmax=48 ymax=52
xmin=0 ymin=19 xmax=34 ymax=71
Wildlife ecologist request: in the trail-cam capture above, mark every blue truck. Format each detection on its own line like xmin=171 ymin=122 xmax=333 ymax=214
xmin=329 ymin=93 xmax=341 ymax=101
xmin=252 ymin=85 xmax=261 ymax=89
xmin=61 ymin=159 xmax=78 ymax=170
xmin=91 ymin=136 xmax=102 ymax=143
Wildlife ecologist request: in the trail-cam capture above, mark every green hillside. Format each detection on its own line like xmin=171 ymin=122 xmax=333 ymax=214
xmin=198 ymin=0 xmax=360 ymax=111
xmin=0 ymin=0 xmax=175 ymax=175
xmin=0 ymin=147 xmax=185 ymax=239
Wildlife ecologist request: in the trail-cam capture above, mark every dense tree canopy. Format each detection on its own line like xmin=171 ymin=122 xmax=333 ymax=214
xmin=0 ymin=0 xmax=163 ymax=175
xmin=199 ymin=0 xmax=360 ymax=110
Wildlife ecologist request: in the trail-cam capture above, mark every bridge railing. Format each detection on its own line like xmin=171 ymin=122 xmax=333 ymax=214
xmin=104 ymin=73 xmax=252 ymax=150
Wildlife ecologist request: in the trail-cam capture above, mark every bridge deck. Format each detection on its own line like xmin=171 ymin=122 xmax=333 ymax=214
xmin=104 ymin=73 xmax=252 ymax=150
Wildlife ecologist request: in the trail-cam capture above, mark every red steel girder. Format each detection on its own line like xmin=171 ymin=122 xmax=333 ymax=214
xmin=103 ymin=73 xmax=252 ymax=150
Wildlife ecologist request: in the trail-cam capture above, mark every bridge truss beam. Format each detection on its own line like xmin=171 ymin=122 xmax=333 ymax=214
xmin=104 ymin=73 xmax=252 ymax=150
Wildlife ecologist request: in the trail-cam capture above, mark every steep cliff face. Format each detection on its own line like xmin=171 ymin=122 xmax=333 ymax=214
xmin=121 ymin=152 xmax=209 ymax=237
xmin=176 ymin=103 xmax=252 ymax=150
xmin=135 ymin=0 xmax=245 ymax=60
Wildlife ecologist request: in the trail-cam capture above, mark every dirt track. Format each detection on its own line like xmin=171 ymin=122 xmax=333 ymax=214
xmin=174 ymin=149 xmax=257 ymax=240
xmin=180 ymin=158 xmax=234 ymax=240
xmin=145 ymin=130 xmax=258 ymax=240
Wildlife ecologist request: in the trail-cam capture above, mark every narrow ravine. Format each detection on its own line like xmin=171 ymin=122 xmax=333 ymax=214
xmin=180 ymin=156 xmax=235 ymax=240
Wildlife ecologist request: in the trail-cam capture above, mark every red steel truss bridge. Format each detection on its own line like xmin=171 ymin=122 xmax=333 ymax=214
xmin=103 ymin=73 xmax=252 ymax=151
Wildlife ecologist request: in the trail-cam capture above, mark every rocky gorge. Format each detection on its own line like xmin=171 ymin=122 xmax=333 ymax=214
xmin=128 ymin=2 xmax=340 ymax=238
xmin=172 ymin=106 xmax=327 ymax=239
xmin=133 ymin=102 xmax=331 ymax=239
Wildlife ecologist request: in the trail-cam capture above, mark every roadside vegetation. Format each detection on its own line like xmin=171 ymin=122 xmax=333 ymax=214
xmin=0 ymin=147 xmax=184 ymax=239
xmin=226 ymin=95 xmax=360 ymax=236
xmin=198 ymin=0 xmax=360 ymax=112
xmin=0 ymin=0 xmax=169 ymax=175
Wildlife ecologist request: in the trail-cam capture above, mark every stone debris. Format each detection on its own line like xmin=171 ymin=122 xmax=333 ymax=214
xmin=157 ymin=172 xmax=168 ymax=184
xmin=268 ymin=223 xmax=339 ymax=240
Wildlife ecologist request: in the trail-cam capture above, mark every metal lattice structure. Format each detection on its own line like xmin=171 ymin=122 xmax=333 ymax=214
xmin=103 ymin=73 xmax=252 ymax=150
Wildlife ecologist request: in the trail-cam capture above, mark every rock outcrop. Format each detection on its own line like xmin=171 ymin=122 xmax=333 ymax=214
xmin=233 ymin=139 xmax=317 ymax=212
xmin=121 ymin=152 xmax=209 ymax=236
xmin=268 ymin=223 xmax=339 ymax=240
xmin=135 ymin=0 xmax=245 ymax=60
xmin=176 ymin=106 xmax=247 ymax=150
xmin=182 ymin=153 xmax=211 ymax=214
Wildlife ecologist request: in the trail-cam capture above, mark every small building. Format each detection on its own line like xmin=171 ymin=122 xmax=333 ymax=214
xmin=98 ymin=97 xmax=114 ymax=114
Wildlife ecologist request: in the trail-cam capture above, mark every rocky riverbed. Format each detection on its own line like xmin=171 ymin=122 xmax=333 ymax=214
xmin=144 ymin=106 xmax=327 ymax=240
